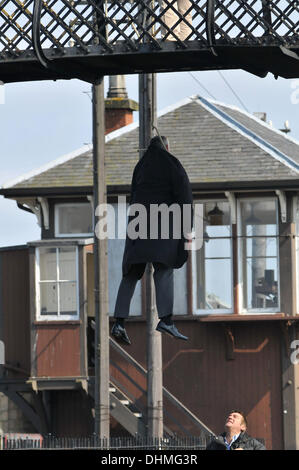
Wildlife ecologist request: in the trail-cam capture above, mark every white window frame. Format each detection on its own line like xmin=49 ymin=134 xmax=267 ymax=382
xmin=192 ymin=199 xmax=234 ymax=316
xmin=35 ymin=245 xmax=79 ymax=321
xmin=54 ymin=202 xmax=93 ymax=238
xmin=237 ymin=196 xmax=280 ymax=315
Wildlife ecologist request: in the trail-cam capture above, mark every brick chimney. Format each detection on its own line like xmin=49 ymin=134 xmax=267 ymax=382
xmin=105 ymin=75 xmax=138 ymax=135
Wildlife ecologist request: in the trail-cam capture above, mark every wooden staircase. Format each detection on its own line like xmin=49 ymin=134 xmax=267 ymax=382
xmin=89 ymin=321 xmax=214 ymax=438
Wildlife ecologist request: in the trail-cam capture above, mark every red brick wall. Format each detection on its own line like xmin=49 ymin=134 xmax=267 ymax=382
xmin=105 ymin=109 xmax=133 ymax=135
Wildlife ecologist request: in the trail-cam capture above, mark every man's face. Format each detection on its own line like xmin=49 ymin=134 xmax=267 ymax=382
xmin=224 ymin=412 xmax=246 ymax=435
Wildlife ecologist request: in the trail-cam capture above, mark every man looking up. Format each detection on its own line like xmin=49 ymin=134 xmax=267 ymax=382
xmin=206 ymin=410 xmax=266 ymax=450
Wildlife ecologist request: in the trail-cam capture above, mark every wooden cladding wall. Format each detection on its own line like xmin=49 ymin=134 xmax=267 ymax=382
xmin=34 ymin=323 xmax=81 ymax=377
xmin=119 ymin=320 xmax=284 ymax=450
xmin=0 ymin=246 xmax=286 ymax=448
xmin=0 ymin=247 xmax=31 ymax=376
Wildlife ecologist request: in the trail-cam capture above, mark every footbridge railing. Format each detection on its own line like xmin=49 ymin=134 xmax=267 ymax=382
xmin=0 ymin=1 xmax=298 ymax=81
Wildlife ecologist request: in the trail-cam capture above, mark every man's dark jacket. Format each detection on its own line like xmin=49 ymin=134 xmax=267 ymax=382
xmin=122 ymin=139 xmax=193 ymax=279
xmin=206 ymin=432 xmax=266 ymax=450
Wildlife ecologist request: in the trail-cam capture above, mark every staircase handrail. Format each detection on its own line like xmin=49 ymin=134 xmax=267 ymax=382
xmin=109 ymin=336 xmax=214 ymax=436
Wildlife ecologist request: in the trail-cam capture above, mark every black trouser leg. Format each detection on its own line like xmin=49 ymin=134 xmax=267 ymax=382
xmin=114 ymin=262 xmax=174 ymax=320
xmin=113 ymin=272 xmax=139 ymax=319
xmin=114 ymin=263 xmax=146 ymax=319
xmin=153 ymin=262 xmax=174 ymax=319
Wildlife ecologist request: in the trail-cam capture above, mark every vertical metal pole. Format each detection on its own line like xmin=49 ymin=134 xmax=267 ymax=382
xmin=138 ymin=73 xmax=163 ymax=439
xmin=261 ymin=0 xmax=272 ymax=33
xmin=93 ymin=78 xmax=110 ymax=439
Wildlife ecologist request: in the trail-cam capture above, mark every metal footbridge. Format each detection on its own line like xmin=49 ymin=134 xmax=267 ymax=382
xmin=0 ymin=0 xmax=298 ymax=83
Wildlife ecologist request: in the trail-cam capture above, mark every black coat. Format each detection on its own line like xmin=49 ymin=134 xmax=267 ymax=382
xmin=122 ymin=139 xmax=193 ymax=279
xmin=206 ymin=432 xmax=266 ymax=450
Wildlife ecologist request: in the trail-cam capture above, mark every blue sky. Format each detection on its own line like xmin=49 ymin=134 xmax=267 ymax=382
xmin=0 ymin=69 xmax=299 ymax=247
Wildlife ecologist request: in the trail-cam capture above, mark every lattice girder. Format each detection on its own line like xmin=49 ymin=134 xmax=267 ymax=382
xmin=0 ymin=0 xmax=298 ymax=82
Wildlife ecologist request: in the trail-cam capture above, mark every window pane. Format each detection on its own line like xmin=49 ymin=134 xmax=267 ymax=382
xmin=58 ymin=247 xmax=77 ymax=281
xmin=205 ymin=238 xmax=231 ymax=259
xmin=196 ymin=201 xmax=232 ymax=312
xmin=241 ymin=200 xmax=277 ymax=236
xmin=59 ymin=282 xmax=77 ymax=315
xmin=245 ymin=257 xmax=278 ymax=309
xmin=198 ymin=258 xmax=232 ymax=310
xmin=40 ymin=282 xmax=58 ymax=315
xmin=39 ymin=247 xmax=57 ymax=281
xmin=240 ymin=200 xmax=279 ymax=311
xmin=57 ymin=204 xmax=93 ymax=235
xmin=246 ymin=237 xmax=277 ymax=258
xmin=203 ymin=201 xmax=231 ymax=236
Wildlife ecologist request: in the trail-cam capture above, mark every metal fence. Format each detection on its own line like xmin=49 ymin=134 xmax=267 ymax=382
xmin=0 ymin=0 xmax=298 ymax=58
xmin=1 ymin=435 xmax=211 ymax=450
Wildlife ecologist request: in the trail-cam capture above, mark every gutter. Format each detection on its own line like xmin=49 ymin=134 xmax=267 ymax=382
xmin=1 ymin=180 xmax=299 ymax=199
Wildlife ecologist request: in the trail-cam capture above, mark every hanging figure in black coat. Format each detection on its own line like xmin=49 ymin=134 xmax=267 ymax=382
xmin=111 ymin=135 xmax=194 ymax=345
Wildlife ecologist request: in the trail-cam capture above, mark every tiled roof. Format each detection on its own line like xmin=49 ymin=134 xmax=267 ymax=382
xmin=2 ymin=96 xmax=299 ymax=193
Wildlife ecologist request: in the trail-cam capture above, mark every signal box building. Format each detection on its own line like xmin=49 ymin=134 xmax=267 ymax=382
xmin=1 ymin=91 xmax=299 ymax=449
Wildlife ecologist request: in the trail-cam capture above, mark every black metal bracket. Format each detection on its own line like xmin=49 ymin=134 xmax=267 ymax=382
xmin=280 ymin=320 xmax=296 ymax=359
xmin=222 ymin=323 xmax=235 ymax=361
xmin=32 ymin=0 xmax=103 ymax=83
xmin=206 ymin=0 xmax=218 ymax=57
xmin=280 ymin=45 xmax=299 ymax=62
xmin=3 ymin=389 xmax=49 ymax=435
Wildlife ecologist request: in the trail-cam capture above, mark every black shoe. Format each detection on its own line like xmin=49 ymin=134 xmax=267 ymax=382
xmin=111 ymin=323 xmax=131 ymax=345
xmin=156 ymin=320 xmax=188 ymax=341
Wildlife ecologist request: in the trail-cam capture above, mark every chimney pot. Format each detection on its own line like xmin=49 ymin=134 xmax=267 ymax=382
xmin=253 ymin=112 xmax=267 ymax=122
